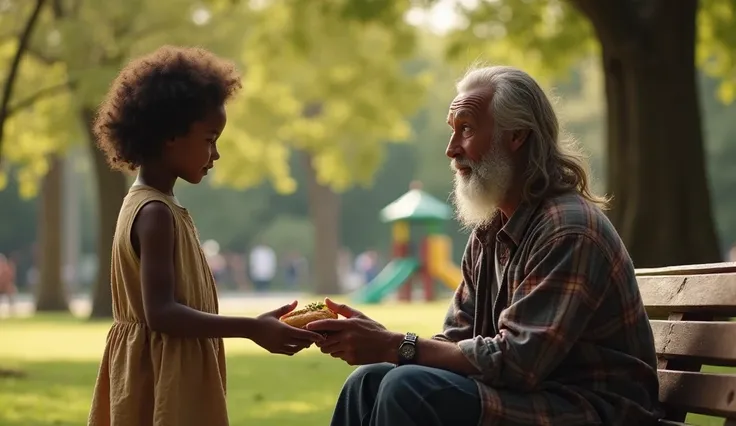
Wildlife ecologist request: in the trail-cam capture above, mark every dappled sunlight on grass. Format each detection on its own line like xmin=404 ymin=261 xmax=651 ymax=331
xmin=256 ymin=400 xmax=318 ymax=415
xmin=225 ymin=353 xmax=356 ymax=425
xmin=0 ymin=360 xmax=99 ymax=426
xmin=0 ymin=318 xmax=111 ymax=361
xmin=0 ymin=299 xmax=451 ymax=425
xmin=0 ymin=298 xmax=730 ymax=425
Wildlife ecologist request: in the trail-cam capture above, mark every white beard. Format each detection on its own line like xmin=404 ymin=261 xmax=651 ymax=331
xmin=451 ymin=135 xmax=514 ymax=230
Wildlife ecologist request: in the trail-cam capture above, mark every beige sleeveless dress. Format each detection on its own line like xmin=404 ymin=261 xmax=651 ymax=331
xmin=88 ymin=184 xmax=228 ymax=426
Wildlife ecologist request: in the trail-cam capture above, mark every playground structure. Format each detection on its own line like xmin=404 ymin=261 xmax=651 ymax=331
xmin=352 ymin=182 xmax=463 ymax=304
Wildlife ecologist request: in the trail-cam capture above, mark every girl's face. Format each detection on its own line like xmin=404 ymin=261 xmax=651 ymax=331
xmin=165 ymin=105 xmax=227 ymax=184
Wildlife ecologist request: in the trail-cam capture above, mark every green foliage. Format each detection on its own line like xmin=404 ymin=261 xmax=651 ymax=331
xmin=339 ymin=143 xmax=418 ymax=252
xmin=430 ymin=0 xmax=736 ymax=257
xmin=254 ymin=215 xmax=315 ymax=259
xmin=698 ymin=0 xmax=736 ymax=104
xmin=439 ymin=0 xmax=736 ymax=105
xmin=700 ymin=74 xmax=736 ymax=250
xmin=176 ymin=181 xmax=271 ymax=252
xmin=0 ymin=0 xmax=248 ymax=196
xmin=212 ymin=0 xmax=431 ymax=194
xmin=2 ymin=0 xmax=431 ymax=201
xmin=44 ymin=0 xmax=227 ymax=106
xmin=442 ymin=0 xmax=596 ymax=85
xmin=0 ymin=36 xmax=77 ymax=197
xmin=406 ymin=35 xmax=459 ymax=197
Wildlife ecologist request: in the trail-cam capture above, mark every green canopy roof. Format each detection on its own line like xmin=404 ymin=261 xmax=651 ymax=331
xmin=379 ymin=182 xmax=453 ymax=223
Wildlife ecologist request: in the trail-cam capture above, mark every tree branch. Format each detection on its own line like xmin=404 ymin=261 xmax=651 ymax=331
xmin=7 ymin=81 xmax=72 ymax=116
xmin=0 ymin=0 xmax=48 ymax=163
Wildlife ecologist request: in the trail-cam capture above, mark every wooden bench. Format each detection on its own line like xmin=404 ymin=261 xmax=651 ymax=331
xmin=637 ymin=262 xmax=736 ymax=425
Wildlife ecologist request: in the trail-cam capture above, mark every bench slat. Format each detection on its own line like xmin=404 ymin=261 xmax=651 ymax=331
xmin=639 ymin=273 xmax=736 ymax=317
xmin=637 ymin=262 xmax=736 ymax=277
xmin=651 ymin=320 xmax=736 ymax=367
xmin=659 ymin=370 xmax=736 ymax=418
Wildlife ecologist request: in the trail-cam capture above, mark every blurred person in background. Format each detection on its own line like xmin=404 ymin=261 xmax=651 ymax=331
xmin=355 ymin=250 xmax=380 ymax=285
xmin=337 ymin=248 xmax=363 ymax=292
xmin=202 ymin=240 xmax=228 ymax=286
xmin=0 ymin=253 xmax=17 ymax=316
xmin=249 ymin=243 xmax=277 ymax=292
xmin=227 ymin=252 xmax=251 ymax=291
xmin=284 ymin=250 xmax=308 ymax=290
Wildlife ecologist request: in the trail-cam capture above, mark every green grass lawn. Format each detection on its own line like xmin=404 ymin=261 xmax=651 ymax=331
xmin=0 ymin=298 xmax=448 ymax=426
xmin=0 ymin=297 xmax=727 ymax=425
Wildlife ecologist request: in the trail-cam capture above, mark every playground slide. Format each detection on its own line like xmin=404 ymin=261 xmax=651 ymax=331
xmin=426 ymin=235 xmax=462 ymax=290
xmin=352 ymin=258 xmax=419 ymax=304
xmin=433 ymin=263 xmax=462 ymax=291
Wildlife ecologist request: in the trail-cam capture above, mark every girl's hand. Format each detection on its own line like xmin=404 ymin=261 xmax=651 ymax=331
xmin=251 ymin=301 xmax=325 ymax=355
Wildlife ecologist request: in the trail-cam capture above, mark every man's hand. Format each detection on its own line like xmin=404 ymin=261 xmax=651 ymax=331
xmin=306 ymin=298 xmax=403 ymax=366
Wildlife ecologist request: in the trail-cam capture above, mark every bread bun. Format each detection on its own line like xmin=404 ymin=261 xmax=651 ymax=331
xmin=280 ymin=302 xmax=338 ymax=328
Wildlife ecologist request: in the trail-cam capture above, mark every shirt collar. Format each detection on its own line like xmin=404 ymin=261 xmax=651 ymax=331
xmin=473 ymin=197 xmax=543 ymax=247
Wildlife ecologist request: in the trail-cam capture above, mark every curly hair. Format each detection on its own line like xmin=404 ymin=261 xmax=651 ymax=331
xmin=93 ymin=45 xmax=242 ymax=171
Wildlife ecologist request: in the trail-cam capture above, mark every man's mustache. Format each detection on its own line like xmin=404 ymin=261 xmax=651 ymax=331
xmin=451 ymin=158 xmax=474 ymax=170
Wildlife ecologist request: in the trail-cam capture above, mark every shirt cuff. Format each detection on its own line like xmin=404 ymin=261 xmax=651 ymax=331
xmin=431 ymin=334 xmax=452 ymax=342
xmin=458 ymin=335 xmax=502 ymax=383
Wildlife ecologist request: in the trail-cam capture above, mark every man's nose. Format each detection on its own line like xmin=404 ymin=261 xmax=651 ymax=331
xmin=445 ymin=134 xmax=462 ymax=159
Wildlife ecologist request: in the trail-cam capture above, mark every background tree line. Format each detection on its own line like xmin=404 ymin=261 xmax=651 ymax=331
xmin=1 ymin=0 xmax=735 ymax=319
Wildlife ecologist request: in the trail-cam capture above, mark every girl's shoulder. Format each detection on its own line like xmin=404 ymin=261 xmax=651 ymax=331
xmin=125 ymin=185 xmax=201 ymax=247
xmin=125 ymin=184 xmax=187 ymax=213
xmin=112 ymin=185 xmax=196 ymax=268
xmin=114 ymin=184 xmax=189 ymax=246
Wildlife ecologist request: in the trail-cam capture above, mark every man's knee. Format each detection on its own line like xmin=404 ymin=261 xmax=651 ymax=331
xmin=376 ymin=365 xmax=479 ymax=412
xmin=378 ymin=365 xmax=432 ymax=401
xmin=342 ymin=362 xmax=395 ymax=393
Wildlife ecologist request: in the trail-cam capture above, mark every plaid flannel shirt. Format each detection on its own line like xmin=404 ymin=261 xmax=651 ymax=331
xmin=433 ymin=192 xmax=661 ymax=425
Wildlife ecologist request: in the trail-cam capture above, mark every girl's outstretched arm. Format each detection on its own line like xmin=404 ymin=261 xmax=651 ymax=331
xmin=134 ymin=201 xmax=254 ymax=338
xmin=133 ymin=201 xmax=322 ymax=350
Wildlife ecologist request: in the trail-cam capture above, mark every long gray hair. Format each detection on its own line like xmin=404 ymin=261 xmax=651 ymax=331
xmin=456 ymin=65 xmax=610 ymax=209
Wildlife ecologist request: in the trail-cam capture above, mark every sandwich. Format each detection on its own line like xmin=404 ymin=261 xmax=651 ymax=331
xmin=279 ymin=301 xmax=338 ymax=328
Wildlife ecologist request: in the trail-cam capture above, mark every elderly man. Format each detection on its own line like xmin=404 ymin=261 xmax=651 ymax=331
xmin=308 ymin=66 xmax=661 ymax=426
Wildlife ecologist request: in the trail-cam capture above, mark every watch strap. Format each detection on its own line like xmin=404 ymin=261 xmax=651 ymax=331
xmin=398 ymin=332 xmax=418 ymax=365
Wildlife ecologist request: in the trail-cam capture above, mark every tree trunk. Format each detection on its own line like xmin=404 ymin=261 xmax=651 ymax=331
xmin=302 ymin=152 xmax=341 ymax=295
xmin=35 ymin=155 xmax=69 ymax=312
xmin=82 ymin=108 xmax=129 ymax=318
xmin=573 ymin=0 xmax=721 ymax=267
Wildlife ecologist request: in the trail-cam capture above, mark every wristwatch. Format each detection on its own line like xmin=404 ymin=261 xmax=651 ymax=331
xmin=397 ymin=332 xmax=418 ymax=366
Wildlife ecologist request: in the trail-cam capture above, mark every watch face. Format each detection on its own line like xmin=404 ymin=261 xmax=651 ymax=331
xmin=400 ymin=344 xmax=416 ymax=360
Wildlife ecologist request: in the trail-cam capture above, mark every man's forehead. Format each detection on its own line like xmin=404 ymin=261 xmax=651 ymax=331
xmin=449 ymin=89 xmax=493 ymax=115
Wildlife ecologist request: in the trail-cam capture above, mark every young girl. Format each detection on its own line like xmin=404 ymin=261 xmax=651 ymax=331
xmin=86 ymin=45 xmax=323 ymax=426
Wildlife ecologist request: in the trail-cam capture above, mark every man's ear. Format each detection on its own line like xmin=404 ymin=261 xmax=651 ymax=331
xmin=509 ymin=129 xmax=530 ymax=152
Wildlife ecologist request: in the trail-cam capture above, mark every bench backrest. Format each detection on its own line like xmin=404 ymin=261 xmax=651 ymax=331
xmin=637 ymin=262 xmax=736 ymax=424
